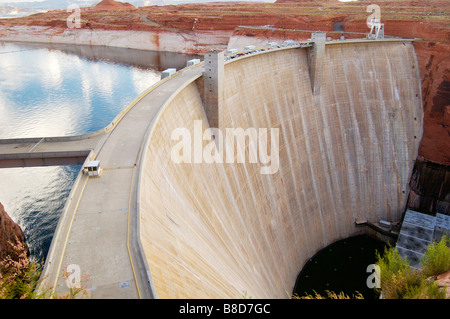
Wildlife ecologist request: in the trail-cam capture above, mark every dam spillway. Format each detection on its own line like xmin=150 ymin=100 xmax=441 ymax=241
xmin=138 ymin=40 xmax=423 ymax=298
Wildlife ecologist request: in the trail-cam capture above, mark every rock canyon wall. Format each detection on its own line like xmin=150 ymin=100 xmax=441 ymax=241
xmin=0 ymin=203 xmax=27 ymax=259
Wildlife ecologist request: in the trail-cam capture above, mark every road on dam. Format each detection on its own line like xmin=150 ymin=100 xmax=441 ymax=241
xmin=35 ymin=64 xmax=203 ymax=298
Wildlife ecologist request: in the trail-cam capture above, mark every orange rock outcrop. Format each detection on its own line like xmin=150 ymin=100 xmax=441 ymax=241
xmin=0 ymin=203 xmax=28 ymax=259
xmin=436 ymin=270 xmax=450 ymax=299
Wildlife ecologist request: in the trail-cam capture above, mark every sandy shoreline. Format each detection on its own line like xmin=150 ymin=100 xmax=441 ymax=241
xmin=0 ymin=25 xmax=232 ymax=54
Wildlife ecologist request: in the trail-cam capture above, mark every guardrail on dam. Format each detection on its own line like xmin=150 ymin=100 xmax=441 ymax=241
xmin=138 ymin=39 xmax=423 ymax=298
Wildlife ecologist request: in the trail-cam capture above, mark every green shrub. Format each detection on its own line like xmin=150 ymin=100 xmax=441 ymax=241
xmin=376 ymin=234 xmax=449 ymax=299
xmin=376 ymin=244 xmax=411 ymax=282
xmin=0 ymin=239 xmax=42 ymax=299
xmin=1 ymin=239 xmax=90 ymax=299
xmin=421 ymin=234 xmax=450 ymax=278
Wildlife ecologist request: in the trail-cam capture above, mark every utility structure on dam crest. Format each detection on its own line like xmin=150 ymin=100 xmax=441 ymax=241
xmin=309 ymin=31 xmax=326 ymax=95
xmin=203 ymin=50 xmax=224 ymax=129
xmin=0 ymin=35 xmax=424 ymax=298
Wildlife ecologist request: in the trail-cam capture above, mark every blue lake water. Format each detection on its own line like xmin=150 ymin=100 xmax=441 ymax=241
xmin=0 ymin=41 xmax=199 ymax=261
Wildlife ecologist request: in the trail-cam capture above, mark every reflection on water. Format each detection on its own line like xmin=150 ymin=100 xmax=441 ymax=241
xmin=0 ymin=41 xmax=199 ymax=261
xmin=0 ymin=41 xmax=199 ymax=138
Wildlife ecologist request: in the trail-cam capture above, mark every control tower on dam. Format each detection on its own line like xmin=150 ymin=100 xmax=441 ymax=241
xmin=139 ymin=39 xmax=423 ymax=298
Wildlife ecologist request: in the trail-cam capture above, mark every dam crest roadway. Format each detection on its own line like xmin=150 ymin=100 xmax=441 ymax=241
xmin=0 ymin=36 xmax=424 ymax=298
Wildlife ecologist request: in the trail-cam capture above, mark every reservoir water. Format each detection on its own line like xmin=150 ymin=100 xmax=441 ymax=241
xmin=0 ymin=41 xmax=199 ymax=261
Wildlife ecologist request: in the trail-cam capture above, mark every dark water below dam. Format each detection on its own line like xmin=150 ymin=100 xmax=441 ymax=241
xmin=293 ymin=234 xmax=388 ymax=299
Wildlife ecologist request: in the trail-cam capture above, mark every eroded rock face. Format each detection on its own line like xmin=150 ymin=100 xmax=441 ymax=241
xmin=408 ymin=159 xmax=450 ymax=214
xmin=0 ymin=202 xmax=28 ymax=259
xmin=436 ymin=271 xmax=450 ymax=299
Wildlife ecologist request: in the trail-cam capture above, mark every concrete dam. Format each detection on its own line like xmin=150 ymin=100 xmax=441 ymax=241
xmin=1 ymin=37 xmax=422 ymax=298
xmin=138 ymin=39 xmax=423 ymax=298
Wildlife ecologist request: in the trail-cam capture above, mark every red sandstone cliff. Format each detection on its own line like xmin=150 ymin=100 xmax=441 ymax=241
xmin=0 ymin=203 xmax=28 ymax=259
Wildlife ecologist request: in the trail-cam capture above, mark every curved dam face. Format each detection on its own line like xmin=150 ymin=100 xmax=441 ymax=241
xmin=138 ymin=41 xmax=423 ymax=298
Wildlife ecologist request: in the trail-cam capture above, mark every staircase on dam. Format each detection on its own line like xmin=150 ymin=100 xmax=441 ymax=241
xmin=396 ymin=210 xmax=450 ymax=269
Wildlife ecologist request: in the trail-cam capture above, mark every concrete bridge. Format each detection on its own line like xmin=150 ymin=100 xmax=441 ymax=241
xmin=0 ymin=36 xmax=423 ymax=298
xmin=0 ymin=136 xmax=100 ymax=168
